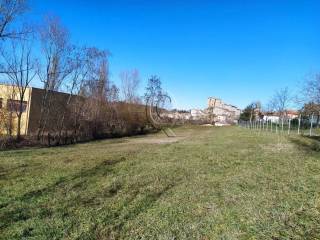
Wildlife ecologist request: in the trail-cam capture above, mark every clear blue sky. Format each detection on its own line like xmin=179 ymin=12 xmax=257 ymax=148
xmin=28 ymin=0 xmax=320 ymax=109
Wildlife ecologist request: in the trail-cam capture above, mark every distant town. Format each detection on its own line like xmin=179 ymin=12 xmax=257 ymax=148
xmin=166 ymin=96 xmax=301 ymax=126
xmin=166 ymin=97 xmax=241 ymax=125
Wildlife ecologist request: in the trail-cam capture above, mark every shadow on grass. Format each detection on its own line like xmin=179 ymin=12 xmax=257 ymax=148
xmin=308 ymin=136 xmax=320 ymax=141
xmin=0 ymin=163 xmax=42 ymax=181
xmin=272 ymin=204 xmax=320 ymax=239
xmin=21 ymin=157 xmax=127 ymax=202
xmin=0 ymin=156 xmax=127 ymax=230
xmin=99 ymin=181 xmax=179 ymax=239
xmin=289 ymin=136 xmax=320 ymax=152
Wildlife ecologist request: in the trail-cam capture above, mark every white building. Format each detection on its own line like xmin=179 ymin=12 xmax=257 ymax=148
xmin=190 ymin=109 xmax=205 ymax=119
xmin=263 ymin=115 xmax=280 ymax=123
xmin=263 ymin=110 xmax=299 ymax=123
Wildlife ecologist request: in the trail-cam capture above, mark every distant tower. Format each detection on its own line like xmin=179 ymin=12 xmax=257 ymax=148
xmin=208 ymin=97 xmax=222 ymax=108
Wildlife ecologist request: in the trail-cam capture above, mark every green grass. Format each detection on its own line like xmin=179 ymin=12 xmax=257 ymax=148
xmin=1 ymin=126 xmax=320 ymax=239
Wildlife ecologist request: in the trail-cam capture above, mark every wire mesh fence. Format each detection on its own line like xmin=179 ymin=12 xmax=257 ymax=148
xmin=239 ymin=114 xmax=320 ymax=136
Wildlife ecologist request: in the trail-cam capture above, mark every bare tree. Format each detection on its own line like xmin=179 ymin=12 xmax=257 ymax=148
xmin=36 ymin=15 xmax=73 ymax=139
xmin=269 ymin=87 xmax=291 ymax=118
xmin=108 ymin=83 xmax=119 ymax=102
xmin=299 ymin=74 xmax=320 ymax=125
xmin=72 ymin=47 xmax=107 ymax=139
xmin=301 ymin=74 xmax=320 ymax=105
xmin=0 ymin=0 xmax=28 ymax=41
xmin=89 ymin=59 xmax=107 ymax=137
xmin=78 ymin=47 xmax=108 ymax=98
xmin=38 ymin=15 xmax=72 ymax=91
xmin=0 ymin=37 xmax=36 ymax=139
xmin=120 ymin=69 xmax=140 ymax=103
xmin=144 ymin=75 xmax=171 ymax=129
xmin=144 ymin=75 xmax=163 ymax=104
xmin=77 ymin=48 xmax=115 ymax=138
xmin=54 ymin=45 xmax=89 ymax=143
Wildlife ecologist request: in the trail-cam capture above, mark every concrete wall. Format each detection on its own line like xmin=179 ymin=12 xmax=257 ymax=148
xmin=27 ymin=87 xmax=79 ymax=135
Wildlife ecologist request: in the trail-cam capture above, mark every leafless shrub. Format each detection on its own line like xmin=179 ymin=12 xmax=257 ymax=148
xmin=120 ymin=69 xmax=141 ymax=104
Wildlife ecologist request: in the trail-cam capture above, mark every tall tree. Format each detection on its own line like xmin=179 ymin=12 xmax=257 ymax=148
xmin=67 ymin=47 xmax=109 ymax=140
xmin=36 ymin=15 xmax=72 ymax=138
xmin=55 ymin=45 xmax=90 ymax=142
xmin=120 ymin=69 xmax=140 ymax=103
xmin=0 ymin=36 xmax=36 ymax=139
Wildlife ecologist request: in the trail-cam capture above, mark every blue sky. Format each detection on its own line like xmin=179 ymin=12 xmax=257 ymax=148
xmin=28 ymin=0 xmax=320 ymax=109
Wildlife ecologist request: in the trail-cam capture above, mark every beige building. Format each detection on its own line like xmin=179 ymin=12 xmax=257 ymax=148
xmin=0 ymin=84 xmax=32 ymax=135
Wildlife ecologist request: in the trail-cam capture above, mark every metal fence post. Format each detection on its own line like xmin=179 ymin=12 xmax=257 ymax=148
xmin=298 ymin=114 xmax=301 ymax=135
xmin=310 ymin=113 xmax=314 ymax=137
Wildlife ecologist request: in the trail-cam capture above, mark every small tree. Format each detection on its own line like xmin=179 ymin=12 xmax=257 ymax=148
xmin=269 ymin=87 xmax=291 ymax=118
xmin=240 ymin=104 xmax=253 ymax=121
xmin=144 ymin=75 xmax=163 ymax=105
xmin=240 ymin=101 xmax=261 ymax=121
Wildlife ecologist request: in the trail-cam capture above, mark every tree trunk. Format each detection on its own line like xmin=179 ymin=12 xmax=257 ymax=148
xmin=17 ymin=113 xmax=22 ymax=141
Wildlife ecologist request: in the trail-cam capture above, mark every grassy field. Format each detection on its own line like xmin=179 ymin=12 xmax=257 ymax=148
xmin=1 ymin=126 xmax=320 ymax=239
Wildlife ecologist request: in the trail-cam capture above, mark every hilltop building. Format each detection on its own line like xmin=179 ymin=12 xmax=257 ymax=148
xmin=207 ymin=97 xmax=241 ymax=124
xmin=167 ymin=97 xmax=241 ymax=125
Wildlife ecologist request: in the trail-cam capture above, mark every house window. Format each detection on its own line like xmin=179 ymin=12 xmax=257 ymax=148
xmin=7 ymin=99 xmax=28 ymax=112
